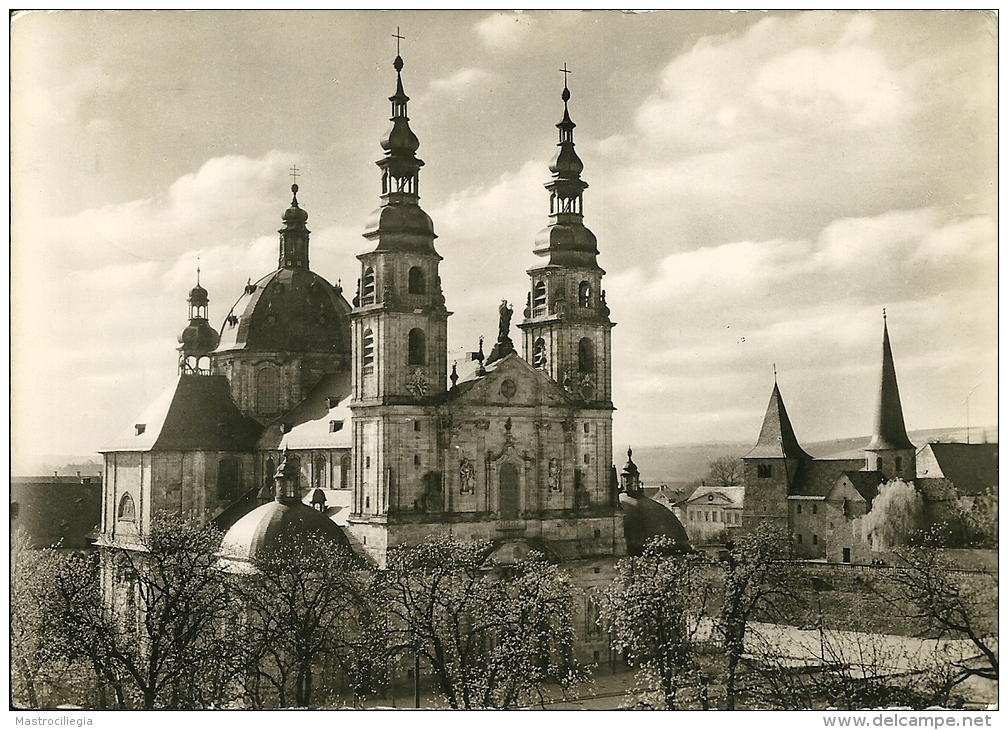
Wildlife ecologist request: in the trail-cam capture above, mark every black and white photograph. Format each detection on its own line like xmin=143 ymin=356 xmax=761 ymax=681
xmin=9 ymin=10 xmax=998 ymax=714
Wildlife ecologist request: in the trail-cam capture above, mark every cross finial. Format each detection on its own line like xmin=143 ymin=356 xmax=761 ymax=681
xmin=882 ymin=307 xmax=887 ymax=323
xmin=560 ymin=63 xmax=571 ymax=87
xmin=196 ymin=253 xmax=201 ymax=286
xmin=290 ymin=164 xmax=299 ymax=185
xmin=773 ymin=362 xmax=777 ymax=384
xmin=393 ymin=27 xmax=405 ymax=56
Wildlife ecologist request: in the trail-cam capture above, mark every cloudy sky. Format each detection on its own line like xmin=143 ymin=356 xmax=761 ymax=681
xmin=10 ymin=10 xmax=998 ymax=471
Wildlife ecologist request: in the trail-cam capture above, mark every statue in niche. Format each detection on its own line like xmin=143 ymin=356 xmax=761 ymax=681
xmin=459 ymin=458 xmax=476 ymax=495
xmin=548 ymin=457 xmax=562 ymax=492
xmin=415 ymin=471 xmax=444 ymax=515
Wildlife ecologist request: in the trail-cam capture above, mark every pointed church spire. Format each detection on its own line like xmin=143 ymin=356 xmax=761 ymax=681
xmin=868 ymin=310 xmax=914 ymax=451
xmin=746 ymin=379 xmax=810 ymax=460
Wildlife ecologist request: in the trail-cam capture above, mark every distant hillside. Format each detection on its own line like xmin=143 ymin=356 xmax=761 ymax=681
xmin=629 ymin=426 xmax=997 ymax=486
xmin=11 ymin=455 xmax=103 ymax=478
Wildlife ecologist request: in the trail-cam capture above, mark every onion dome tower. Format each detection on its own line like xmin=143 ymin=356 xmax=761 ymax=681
xmin=349 ymin=43 xmax=449 ymax=525
xmin=214 ymin=182 xmax=353 ymax=423
xmin=866 ymin=310 xmax=916 ymax=481
xmin=178 ymin=270 xmax=220 ymax=375
xmin=519 ymin=70 xmax=614 ymax=406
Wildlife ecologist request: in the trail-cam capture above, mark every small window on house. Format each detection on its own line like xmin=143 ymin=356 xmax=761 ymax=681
xmin=757 ymin=464 xmax=772 ymax=479
xmin=705 ymin=512 xmax=710 ymax=522
xmin=362 ymin=267 xmax=376 ymax=304
xmin=532 ymin=338 xmax=547 ymax=368
xmin=414 ymin=421 xmax=421 ymax=432
xmin=797 ymin=503 xmax=802 ymax=514
xmin=533 ymin=280 xmax=547 ymax=313
xmin=362 ymin=329 xmax=375 ymax=367
xmin=593 ymin=650 xmax=601 ymax=663
xmin=578 ymin=281 xmax=592 ymax=308
xmin=593 ymin=565 xmax=600 ymax=574
xmin=365 ymin=456 xmax=371 ymax=469
xmin=797 ymin=534 xmax=803 ymax=544
xmin=329 ymin=420 xmax=343 ymax=432
xmin=583 ymin=454 xmax=590 ymax=464
xmin=135 ymin=424 xmax=146 ymax=436
xmin=812 ymin=503 xmax=818 ymax=515
xmin=118 ymin=494 xmax=136 ymax=522
xmin=408 ymin=266 xmax=426 ymax=294
xmin=895 ymin=456 xmax=902 ymax=471
xmin=408 ymin=328 xmax=426 ymax=366
xmin=813 ymin=534 xmax=818 ymax=545
xmin=583 ymin=423 xmax=590 ymax=434
xmin=414 ymin=454 xmax=421 ymax=467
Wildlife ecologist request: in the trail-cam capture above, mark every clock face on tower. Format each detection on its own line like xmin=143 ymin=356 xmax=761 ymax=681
xmin=406 ymin=368 xmax=428 ymax=398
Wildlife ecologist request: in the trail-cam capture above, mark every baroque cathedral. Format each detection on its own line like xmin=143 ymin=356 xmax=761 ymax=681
xmin=98 ymin=49 xmax=684 ymax=583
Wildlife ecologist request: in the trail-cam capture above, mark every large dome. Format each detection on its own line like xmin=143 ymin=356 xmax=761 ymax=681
xmin=220 ymin=498 xmax=352 ymax=567
xmin=216 ymin=268 xmax=352 ymax=354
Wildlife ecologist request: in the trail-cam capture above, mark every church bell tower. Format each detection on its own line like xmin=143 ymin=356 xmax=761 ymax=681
xmin=349 ymin=46 xmax=450 ymax=523
xmin=519 ymin=73 xmax=614 ymax=407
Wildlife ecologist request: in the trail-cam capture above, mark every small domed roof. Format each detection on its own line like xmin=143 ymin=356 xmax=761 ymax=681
xmin=282 ymin=184 xmax=309 ymax=227
xmin=220 ymin=498 xmax=351 ymax=566
xmin=619 ymin=491 xmax=690 ymax=557
xmin=178 ymin=319 xmax=220 ymax=354
xmin=188 ymin=283 xmax=209 ymax=307
xmin=216 ymin=267 xmax=352 ymax=354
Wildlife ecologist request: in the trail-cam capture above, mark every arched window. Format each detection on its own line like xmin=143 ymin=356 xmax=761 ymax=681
xmin=362 ymin=267 xmax=376 ymax=304
xmin=532 ymin=338 xmax=547 ymax=368
xmin=314 ymin=456 xmax=327 ymax=490
xmin=532 ymin=280 xmax=547 ymax=314
xmin=579 ymin=281 xmax=592 ymax=308
xmin=362 ymin=329 xmax=375 ymax=367
xmin=117 ymin=493 xmax=135 ymax=522
xmin=256 ymin=366 xmax=280 ymax=415
xmin=217 ymin=458 xmax=240 ymax=501
xmin=578 ymin=338 xmax=594 ymax=374
xmin=340 ymin=454 xmax=351 ymax=489
xmin=288 ymin=455 xmax=301 ymax=491
xmin=408 ymin=328 xmax=426 ymax=366
xmin=408 ymin=266 xmax=426 ymax=294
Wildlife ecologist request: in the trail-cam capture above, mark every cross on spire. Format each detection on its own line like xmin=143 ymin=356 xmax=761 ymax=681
xmin=393 ymin=27 xmax=405 ymax=56
xmin=289 ymin=164 xmax=299 ymax=185
xmin=196 ymin=253 xmax=201 ymax=286
xmin=559 ymin=63 xmax=572 ymax=87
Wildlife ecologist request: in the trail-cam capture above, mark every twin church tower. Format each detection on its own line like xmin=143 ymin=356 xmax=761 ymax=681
xmin=107 ymin=49 xmax=626 ymax=566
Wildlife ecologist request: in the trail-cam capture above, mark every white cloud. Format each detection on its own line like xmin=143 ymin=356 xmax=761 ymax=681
xmin=475 ymin=12 xmax=532 ymax=50
xmin=428 ymin=68 xmax=492 ymax=99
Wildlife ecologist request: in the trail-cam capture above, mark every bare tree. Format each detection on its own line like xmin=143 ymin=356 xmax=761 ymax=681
xmin=599 ymin=536 xmax=712 ymax=709
xmin=50 ymin=515 xmax=235 ymax=709
xmin=708 ymin=456 xmax=744 ymax=488
xmin=231 ymin=534 xmax=386 ymax=708
xmin=888 ymin=530 xmax=998 ymax=687
xmin=718 ymin=522 xmax=800 ymax=709
xmin=382 ymin=537 xmax=585 ymax=709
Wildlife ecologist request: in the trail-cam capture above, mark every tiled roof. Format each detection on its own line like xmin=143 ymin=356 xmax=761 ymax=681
xmin=257 ymin=372 xmax=353 ymax=451
xmin=104 ymin=375 xmax=262 ymax=453
xmin=843 ymin=470 xmax=885 ymax=503
xmin=745 ymin=383 xmax=811 ymax=460
xmin=921 ymin=442 xmax=998 ymax=496
xmin=790 ymin=458 xmax=864 ymax=497
xmin=684 ymin=484 xmax=745 ymax=507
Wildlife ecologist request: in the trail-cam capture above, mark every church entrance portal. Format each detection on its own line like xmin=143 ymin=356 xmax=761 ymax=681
xmin=499 ymin=463 xmax=520 ymax=520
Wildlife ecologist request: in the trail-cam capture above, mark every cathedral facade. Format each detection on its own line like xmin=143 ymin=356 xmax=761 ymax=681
xmin=96 ymin=51 xmax=674 ymax=578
